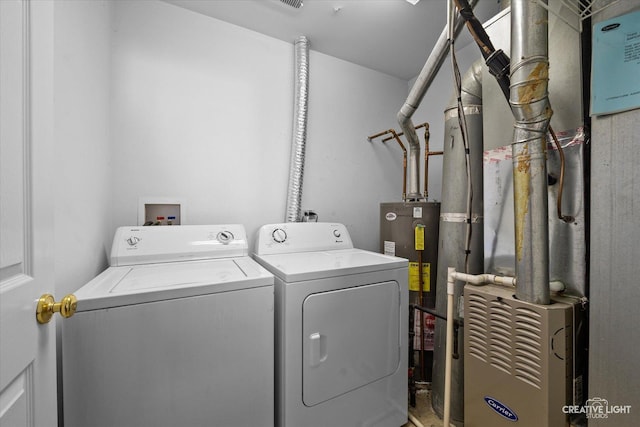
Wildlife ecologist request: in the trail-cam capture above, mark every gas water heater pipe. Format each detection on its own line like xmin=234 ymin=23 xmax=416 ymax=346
xmin=380 ymin=121 xmax=429 ymax=142
xmin=396 ymin=0 xmax=478 ymax=200
xmin=375 ymin=122 xmax=443 ymax=199
xmin=422 ymin=124 xmax=443 ymax=199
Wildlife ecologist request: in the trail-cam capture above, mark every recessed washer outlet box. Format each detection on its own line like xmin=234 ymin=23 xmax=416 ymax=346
xmin=138 ymin=198 xmax=185 ymax=226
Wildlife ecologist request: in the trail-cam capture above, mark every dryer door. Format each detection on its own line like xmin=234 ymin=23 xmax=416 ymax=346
xmin=302 ymin=280 xmax=401 ymax=406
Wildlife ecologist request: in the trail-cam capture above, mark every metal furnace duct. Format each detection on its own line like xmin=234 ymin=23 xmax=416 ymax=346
xmin=463 ymin=285 xmax=580 ymax=427
xmin=396 ymin=0 xmax=478 ymax=200
xmin=509 ymin=0 xmax=551 ymax=304
xmin=431 ymin=60 xmax=484 ymax=424
xmin=285 ymin=36 xmax=310 ymax=222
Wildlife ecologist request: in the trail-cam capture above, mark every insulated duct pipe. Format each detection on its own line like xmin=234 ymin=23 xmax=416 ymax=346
xmin=431 ymin=59 xmax=484 ymax=424
xmin=285 ymin=36 xmax=310 ymax=222
xmin=396 ymin=0 xmax=478 ymax=200
xmin=510 ymin=0 xmax=551 ymax=304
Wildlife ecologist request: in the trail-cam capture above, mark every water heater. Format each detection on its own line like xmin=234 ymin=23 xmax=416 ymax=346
xmin=380 ymin=201 xmax=440 ymax=382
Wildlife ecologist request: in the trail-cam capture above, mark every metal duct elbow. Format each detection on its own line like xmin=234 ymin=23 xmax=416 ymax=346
xmin=285 ymin=36 xmax=310 ymax=222
xmin=397 ymin=0 xmax=478 ymax=200
xmin=509 ymin=0 xmax=552 ymax=304
xmin=449 ymin=59 xmax=483 ymax=107
xmin=396 ymin=105 xmax=422 ymax=200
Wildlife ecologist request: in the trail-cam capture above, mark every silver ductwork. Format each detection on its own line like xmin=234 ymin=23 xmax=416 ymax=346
xmin=432 ymin=59 xmax=484 ymax=425
xmin=396 ymin=0 xmax=478 ymax=200
xmin=280 ymin=0 xmax=303 ymax=9
xmin=285 ymin=36 xmax=310 ymax=223
xmin=509 ymin=0 xmax=551 ymax=305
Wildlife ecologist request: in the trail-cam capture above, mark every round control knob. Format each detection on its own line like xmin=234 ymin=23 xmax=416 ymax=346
xmin=333 ymin=229 xmax=341 ymax=238
xmin=126 ymin=236 xmax=140 ymax=246
xmin=272 ymin=228 xmax=287 ymax=243
xmin=217 ymin=231 xmax=234 ymax=244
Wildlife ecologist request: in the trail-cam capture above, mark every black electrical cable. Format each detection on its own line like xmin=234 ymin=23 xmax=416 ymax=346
xmin=452 ymin=0 xmax=495 ymax=56
xmin=453 ymin=0 xmax=511 ymax=99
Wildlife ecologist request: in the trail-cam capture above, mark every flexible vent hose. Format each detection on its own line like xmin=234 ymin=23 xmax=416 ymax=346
xmin=285 ymin=36 xmax=310 ymax=222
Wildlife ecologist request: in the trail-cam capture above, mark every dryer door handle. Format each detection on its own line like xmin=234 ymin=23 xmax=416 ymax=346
xmin=309 ymin=332 xmax=327 ymax=367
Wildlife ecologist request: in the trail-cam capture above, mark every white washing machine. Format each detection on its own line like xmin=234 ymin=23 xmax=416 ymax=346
xmin=253 ymin=222 xmax=408 ymax=427
xmin=62 ymin=225 xmax=274 ymax=427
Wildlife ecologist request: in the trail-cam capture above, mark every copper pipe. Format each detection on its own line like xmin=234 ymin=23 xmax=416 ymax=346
xmin=549 ymin=126 xmax=574 ymax=223
xmin=368 ymin=129 xmax=408 ymax=200
xmin=422 ymin=124 xmax=443 ymax=199
xmin=380 ymin=121 xmax=429 ymax=143
xmin=367 ymin=129 xmax=393 ymax=141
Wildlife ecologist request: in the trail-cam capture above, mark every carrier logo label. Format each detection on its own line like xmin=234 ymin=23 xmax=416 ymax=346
xmin=601 ymin=23 xmax=620 ymax=32
xmin=484 ymin=396 xmax=518 ymax=422
xmin=385 ymin=212 xmax=397 ymax=221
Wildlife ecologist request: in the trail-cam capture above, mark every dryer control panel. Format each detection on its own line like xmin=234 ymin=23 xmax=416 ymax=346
xmin=254 ymin=222 xmax=354 ymax=255
xmin=110 ymin=224 xmax=248 ymax=266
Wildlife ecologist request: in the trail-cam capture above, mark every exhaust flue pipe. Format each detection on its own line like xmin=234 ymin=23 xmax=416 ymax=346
xmin=285 ymin=36 xmax=310 ymax=222
xmin=510 ymin=0 xmax=551 ymax=305
xmin=431 ymin=59 xmax=484 ymax=424
xmin=397 ymin=0 xmax=478 ymax=200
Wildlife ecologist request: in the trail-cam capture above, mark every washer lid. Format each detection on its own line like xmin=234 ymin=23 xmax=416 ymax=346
xmin=253 ymin=248 xmax=407 ymax=282
xmin=73 ymin=257 xmax=273 ymax=312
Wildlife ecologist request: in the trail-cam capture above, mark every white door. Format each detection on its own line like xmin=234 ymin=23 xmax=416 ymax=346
xmin=0 ymin=1 xmax=57 ymax=426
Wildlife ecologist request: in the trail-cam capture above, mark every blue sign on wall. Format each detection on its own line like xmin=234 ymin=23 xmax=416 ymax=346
xmin=591 ymin=9 xmax=640 ymax=116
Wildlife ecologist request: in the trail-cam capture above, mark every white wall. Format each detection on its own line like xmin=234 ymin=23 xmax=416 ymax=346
xmin=53 ymin=1 xmax=112 ymax=423
xmin=110 ymin=0 xmax=407 ymax=251
xmin=300 ymin=50 xmax=410 ymax=249
xmin=54 ymin=0 xmax=112 ymax=296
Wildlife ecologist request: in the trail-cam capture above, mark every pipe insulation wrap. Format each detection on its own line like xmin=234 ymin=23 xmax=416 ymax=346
xmin=285 ymin=36 xmax=310 ymax=223
xmin=396 ymin=0 xmax=478 ymax=199
xmin=510 ymin=0 xmax=551 ymax=305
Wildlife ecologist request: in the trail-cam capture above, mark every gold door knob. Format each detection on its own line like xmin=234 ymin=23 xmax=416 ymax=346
xmin=36 ymin=294 xmax=77 ymax=324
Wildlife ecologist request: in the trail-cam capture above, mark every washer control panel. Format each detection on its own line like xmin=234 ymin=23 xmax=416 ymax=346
xmin=110 ymin=224 xmax=248 ymax=266
xmin=255 ymin=222 xmax=353 ymax=255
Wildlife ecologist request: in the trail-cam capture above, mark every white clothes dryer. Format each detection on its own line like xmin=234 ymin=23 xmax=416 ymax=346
xmin=62 ymin=225 xmax=274 ymax=427
xmin=253 ymin=222 xmax=408 ymax=427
